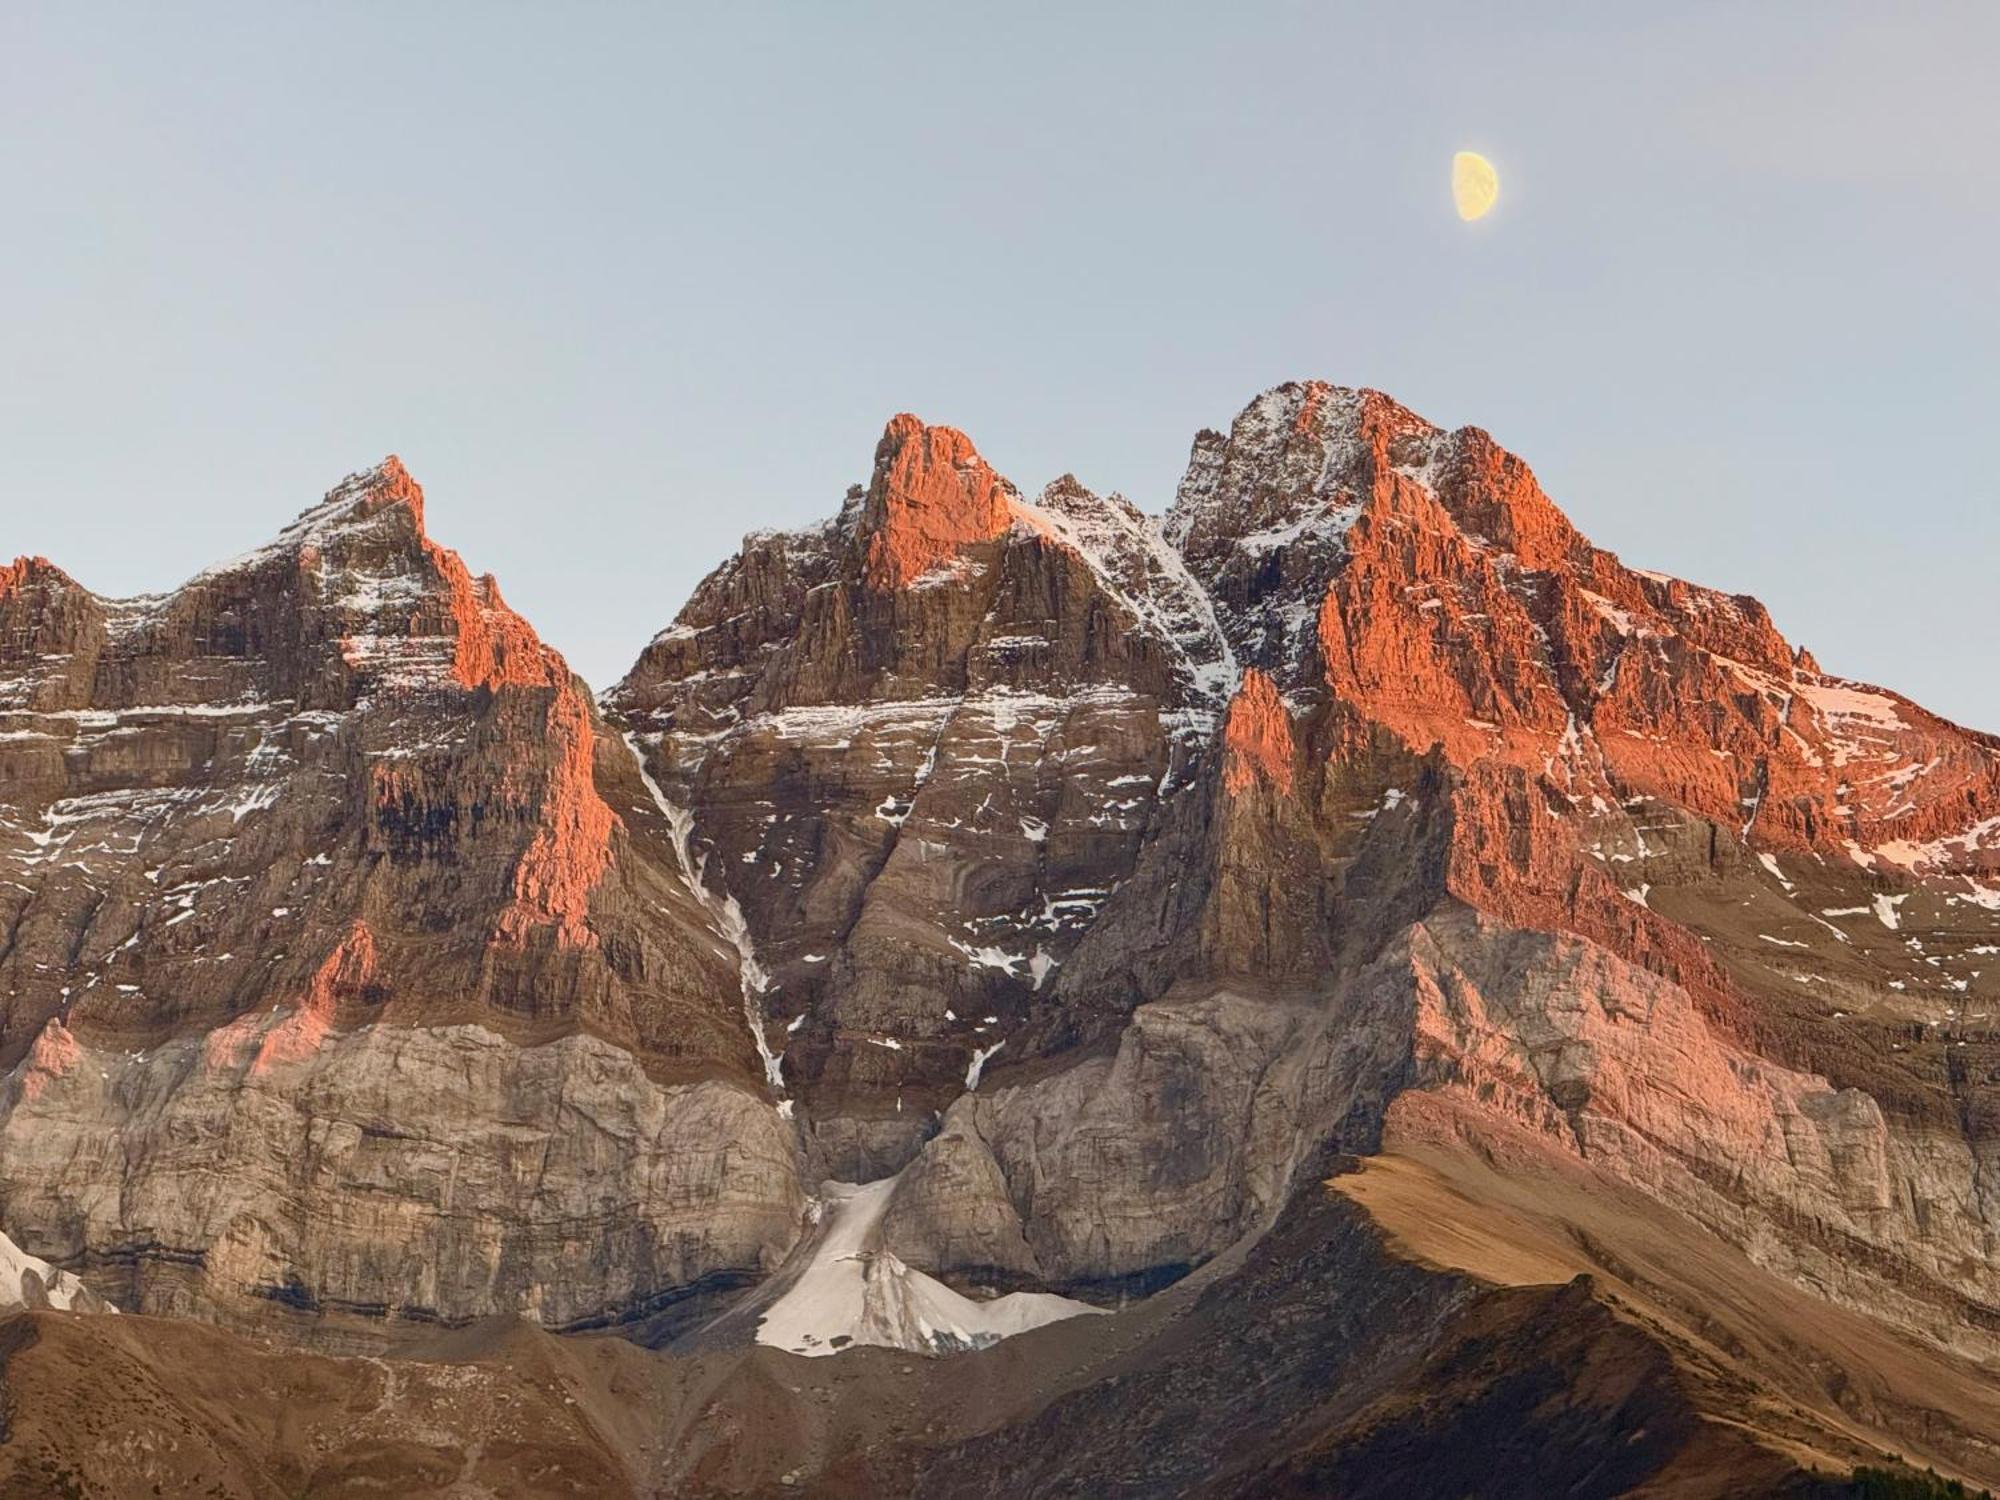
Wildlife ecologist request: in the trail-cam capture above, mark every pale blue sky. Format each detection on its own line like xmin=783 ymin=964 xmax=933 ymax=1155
xmin=5 ymin=5 xmax=1995 ymax=725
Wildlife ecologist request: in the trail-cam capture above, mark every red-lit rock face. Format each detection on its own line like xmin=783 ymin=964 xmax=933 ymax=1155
xmin=0 ymin=457 xmax=740 ymax=1075
xmin=204 ymin=921 xmax=378 ymax=1074
xmin=860 ymin=414 xmax=1015 ymax=589
xmin=338 ymin=460 xmax=620 ymax=950
xmin=0 ymin=457 xmax=784 ymax=1342
xmin=1165 ymin=380 xmax=2000 ymax=868
xmin=1223 ymin=668 xmax=1294 ymax=795
xmin=9 ymin=382 xmax=2000 ymax=1426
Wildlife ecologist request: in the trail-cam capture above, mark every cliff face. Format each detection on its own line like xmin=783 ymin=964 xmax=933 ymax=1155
xmin=0 ymin=461 xmax=802 ymax=1340
xmin=607 ymin=382 xmax=2000 ymax=1364
xmin=604 ymin=415 xmax=1237 ymax=1177
xmin=4 ymin=385 xmax=2000 ymax=1487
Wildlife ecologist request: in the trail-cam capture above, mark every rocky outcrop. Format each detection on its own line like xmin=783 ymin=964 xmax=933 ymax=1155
xmin=878 ymin=983 xmax=1408 ymax=1296
xmin=1220 ymin=668 xmax=1294 ymax=796
xmin=1 ymin=1019 xmax=802 ymax=1344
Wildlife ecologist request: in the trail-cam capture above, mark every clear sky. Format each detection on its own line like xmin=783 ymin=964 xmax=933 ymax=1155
xmin=5 ymin=5 xmax=1995 ymax=725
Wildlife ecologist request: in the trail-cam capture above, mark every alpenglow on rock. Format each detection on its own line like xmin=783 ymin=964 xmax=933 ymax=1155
xmin=0 ymin=460 xmax=801 ymax=1340
xmin=4 ymin=384 xmax=2000 ymax=1494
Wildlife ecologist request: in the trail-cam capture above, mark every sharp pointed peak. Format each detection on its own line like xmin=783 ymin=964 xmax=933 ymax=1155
xmin=291 ymin=454 xmax=427 ymax=540
xmin=870 ymin=413 xmax=1002 ymax=481
xmin=860 ymin=414 xmax=1016 ymax=588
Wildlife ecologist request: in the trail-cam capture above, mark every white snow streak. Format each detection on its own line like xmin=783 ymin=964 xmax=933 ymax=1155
xmin=622 ymin=733 xmax=785 ymax=1091
xmin=755 ymin=1175 xmax=1096 ymax=1358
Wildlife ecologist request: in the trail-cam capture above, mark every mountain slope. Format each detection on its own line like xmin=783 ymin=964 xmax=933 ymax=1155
xmin=2 ymin=385 xmax=1998 ymax=1494
xmin=0 ymin=461 xmax=801 ymax=1341
xmin=7 ymin=1139 xmax=1996 ymax=1497
xmin=601 ymin=383 xmax=2000 ymax=1359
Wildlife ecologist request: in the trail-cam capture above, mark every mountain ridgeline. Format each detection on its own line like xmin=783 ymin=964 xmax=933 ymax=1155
xmin=4 ymin=382 xmax=2000 ymax=1495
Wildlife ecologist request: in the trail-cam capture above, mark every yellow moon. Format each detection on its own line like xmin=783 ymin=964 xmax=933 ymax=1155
xmin=1452 ymin=151 xmax=1499 ymax=222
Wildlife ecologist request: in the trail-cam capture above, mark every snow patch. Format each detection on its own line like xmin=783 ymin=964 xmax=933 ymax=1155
xmin=965 ymin=1040 xmax=1005 ymax=1090
xmin=1 ymin=1226 xmax=113 ymax=1313
xmin=756 ymin=1175 xmax=1098 ymax=1358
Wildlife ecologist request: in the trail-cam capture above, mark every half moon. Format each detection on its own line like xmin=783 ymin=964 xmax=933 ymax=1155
xmin=1452 ymin=151 xmax=1499 ymax=222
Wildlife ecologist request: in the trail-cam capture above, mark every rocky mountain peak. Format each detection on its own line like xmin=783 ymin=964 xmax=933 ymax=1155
xmin=858 ymin=413 xmax=1017 ymax=589
xmin=10 ymin=385 xmax=2000 ymax=1495
xmin=0 ymin=557 xmax=92 ymax=683
xmin=1163 ymin=381 xmax=1445 ymax=675
xmin=1163 ymin=380 xmax=1596 ymax=579
xmin=292 ymin=453 xmax=427 ymax=536
xmin=1166 ymin=382 xmax=1418 ymax=551
xmin=0 ymin=554 xmax=67 ymax=595
xmin=172 ymin=455 xmax=573 ymax=697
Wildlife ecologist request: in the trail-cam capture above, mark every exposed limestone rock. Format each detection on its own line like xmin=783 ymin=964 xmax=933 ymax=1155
xmin=879 ymin=983 xmax=1411 ymax=1296
xmin=0 ymin=1019 xmax=801 ymax=1343
xmin=1387 ymin=909 xmax=2000 ymax=1357
xmin=0 ymin=462 xmax=787 ymax=1339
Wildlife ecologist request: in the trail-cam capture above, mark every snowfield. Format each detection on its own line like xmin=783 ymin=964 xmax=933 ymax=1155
xmin=756 ymin=1176 xmax=1099 ymax=1358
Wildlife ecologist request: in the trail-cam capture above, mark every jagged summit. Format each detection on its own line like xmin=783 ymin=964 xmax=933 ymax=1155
xmin=0 ymin=554 xmax=65 ymax=588
xmin=1165 ymin=379 xmax=1576 ymax=587
xmin=279 ymin=453 xmax=428 ymax=538
xmin=5 ymin=384 xmax=2000 ymax=1492
xmin=858 ymin=414 xmax=1018 ymax=589
xmin=6 ymin=457 xmax=434 ymax=624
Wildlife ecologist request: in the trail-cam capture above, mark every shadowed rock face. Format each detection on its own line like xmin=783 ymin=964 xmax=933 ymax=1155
xmin=605 ymin=416 xmax=1238 ymax=1176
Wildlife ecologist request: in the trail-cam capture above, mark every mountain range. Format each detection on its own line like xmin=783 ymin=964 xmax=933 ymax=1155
xmin=3 ymin=381 xmax=1998 ymax=1497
